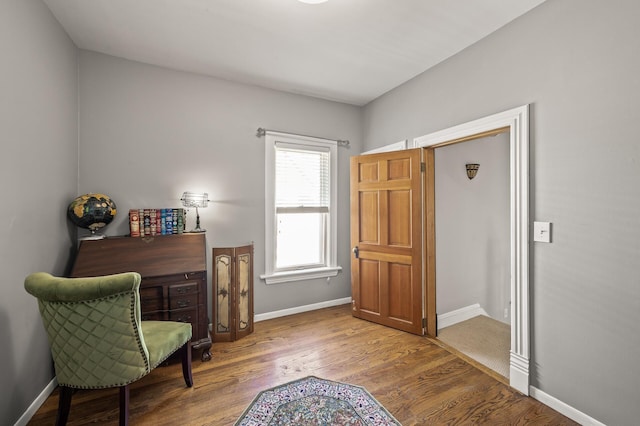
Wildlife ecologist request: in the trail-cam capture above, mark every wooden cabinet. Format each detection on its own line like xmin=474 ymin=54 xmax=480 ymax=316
xmin=212 ymin=244 xmax=254 ymax=342
xmin=70 ymin=233 xmax=212 ymax=361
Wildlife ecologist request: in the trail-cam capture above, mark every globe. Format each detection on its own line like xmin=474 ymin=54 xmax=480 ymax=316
xmin=67 ymin=193 xmax=117 ymax=236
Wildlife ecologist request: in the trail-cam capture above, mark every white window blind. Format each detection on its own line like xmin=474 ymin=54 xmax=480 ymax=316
xmin=275 ymin=144 xmax=330 ymax=213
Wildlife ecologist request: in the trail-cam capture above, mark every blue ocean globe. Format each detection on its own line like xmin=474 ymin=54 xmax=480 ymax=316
xmin=67 ymin=193 xmax=117 ymax=237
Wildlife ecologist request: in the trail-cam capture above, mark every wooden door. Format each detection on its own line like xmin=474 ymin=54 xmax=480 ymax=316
xmin=350 ymin=148 xmax=425 ymax=335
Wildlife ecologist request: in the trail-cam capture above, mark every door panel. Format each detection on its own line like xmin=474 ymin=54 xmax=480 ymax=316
xmin=358 ymin=259 xmax=381 ymax=314
xmin=350 ymin=148 xmax=424 ymax=335
xmin=359 ymin=191 xmax=380 ymax=244
xmin=358 ymin=161 xmax=379 ymax=182
xmin=388 ymin=158 xmax=411 ymax=180
xmin=388 ymin=262 xmax=412 ymax=322
xmin=388 ymin=190 xmax=411 ymax=246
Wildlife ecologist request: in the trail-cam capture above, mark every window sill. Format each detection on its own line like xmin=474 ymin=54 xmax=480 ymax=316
xmin=260 ymin=266 xmax=342 ymax=285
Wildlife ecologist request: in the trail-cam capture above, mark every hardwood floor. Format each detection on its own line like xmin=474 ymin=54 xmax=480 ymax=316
xmin=28 ymin=304 xmax=577 ymax=425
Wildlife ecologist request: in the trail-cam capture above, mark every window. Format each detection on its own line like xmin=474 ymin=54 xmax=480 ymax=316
xmin=261 ymin=131 xmax=341 ymax=284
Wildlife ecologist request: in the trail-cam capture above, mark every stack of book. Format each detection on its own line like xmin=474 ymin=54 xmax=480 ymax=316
xmin=129 ymin=208 xmax=186 ymax=237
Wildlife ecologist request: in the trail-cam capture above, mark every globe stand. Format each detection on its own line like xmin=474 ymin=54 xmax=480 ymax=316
xmin=80 ymin=229 xmax=106 ymax=240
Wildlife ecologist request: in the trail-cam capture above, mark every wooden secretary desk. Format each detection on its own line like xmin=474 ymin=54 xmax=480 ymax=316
xmin=70 ymin=233 xmax=212 ymax=361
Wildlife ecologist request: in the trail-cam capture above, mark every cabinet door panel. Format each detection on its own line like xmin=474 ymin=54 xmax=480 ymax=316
xmin=213 ymin=250 xmax=233 ymax=337
xmin=139 ymin=286 xmax=163 ymax=312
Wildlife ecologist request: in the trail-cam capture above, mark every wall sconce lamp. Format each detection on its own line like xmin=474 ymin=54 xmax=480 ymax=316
xmin=466 ymin=164 xmax=480 ymax=180
xmin=180 ymin=191 xmax=209 ymax=233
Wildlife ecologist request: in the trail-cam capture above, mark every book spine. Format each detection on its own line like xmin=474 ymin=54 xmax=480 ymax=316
xmin=165 ymin=208 xmax=173 ymax=234
xmin=139 ymin=209 xmax=145 ymax=236
xmin=129 ymin=209 xmax=140 ymax=237
xmin=143 ymin=209 xmax=151 ymax=236
xmin=172 ymin=208 xmax=179 ymax=234
xmin=149 ymin=208 xmax=157 ymax=236
xmin=160 ymin=209 xmax=167 ymax=235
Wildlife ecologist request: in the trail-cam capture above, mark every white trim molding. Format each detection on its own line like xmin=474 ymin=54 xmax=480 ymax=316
xmin=255 ymin=297 xmax=352 ymax=322
xmin=361 ymin=139 xmax=408 ymax=155
xmin=530 ymin=387 xmax=606 ymax=426
xmin=437 ymin=303 xmax=489 ymax=330
xmin=260 ymin=266 xmax=342 ymax=285
xmin=414 ymin=104 xmax=530 ymax=395
xmin=15 ymin=377 xmax=58 ymax=426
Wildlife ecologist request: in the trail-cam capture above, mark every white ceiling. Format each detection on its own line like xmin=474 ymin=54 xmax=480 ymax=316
xmin=43 ymin=0 xmax=546 ymax=106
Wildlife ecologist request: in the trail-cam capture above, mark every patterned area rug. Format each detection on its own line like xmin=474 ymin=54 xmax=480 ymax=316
xmin=235 ymin=376 xmax=400 ymax=426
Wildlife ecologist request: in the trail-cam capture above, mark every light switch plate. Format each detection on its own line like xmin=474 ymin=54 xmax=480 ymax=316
xmin=533 ymin=221 xmax=551 ymax=243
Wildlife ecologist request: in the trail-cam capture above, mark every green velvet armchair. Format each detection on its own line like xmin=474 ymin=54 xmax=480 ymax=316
xmin=24 ymin=272 xmax=193 ymax=426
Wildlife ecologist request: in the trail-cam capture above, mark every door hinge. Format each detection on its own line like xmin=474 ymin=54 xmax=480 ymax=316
xmin=422 ymin=318 xmax=426 ymax=328
xmin=420 ymin=162 xmax=426 ymax=172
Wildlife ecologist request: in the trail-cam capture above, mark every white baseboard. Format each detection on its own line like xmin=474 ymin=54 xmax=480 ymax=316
xmin=437 ymin=303 xmax=488 ymax=330
xmin=509 ymin=351 xmax=530 ymax=395
xmin=530 ymin=386 xmax=605 ymax=426
xmin=15 ymin=377 xmax=57 ymax=426
xmin=255 ymin=297 xmax=352 ymax=322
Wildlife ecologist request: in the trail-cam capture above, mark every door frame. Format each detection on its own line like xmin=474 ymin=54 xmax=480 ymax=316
xmin=413 ymin=104 xmax=530 ymax=395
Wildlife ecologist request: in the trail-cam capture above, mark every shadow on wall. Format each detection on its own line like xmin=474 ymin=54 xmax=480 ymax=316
xmin=0 ymin=307 xmax=25 ymax=424
xmin=1 ymin=303 xmax=55 ymax=425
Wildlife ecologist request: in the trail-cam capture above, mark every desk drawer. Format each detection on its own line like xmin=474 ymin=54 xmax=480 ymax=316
xmin=170 ymin=308 xmax=197 ymax=323
xmin=170 ymin=308 xmax=199 ymax=337
xmin=170 ymin=294 xmax=198 ymax=310
xmin=169 ymin=282 xmax=198 ymax=310
xmin=169 ymin=282 xmax=199 ymax=297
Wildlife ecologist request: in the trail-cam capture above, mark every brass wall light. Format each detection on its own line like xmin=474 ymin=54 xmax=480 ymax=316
xmin=466 ymin=164 xmax=479 ymax=180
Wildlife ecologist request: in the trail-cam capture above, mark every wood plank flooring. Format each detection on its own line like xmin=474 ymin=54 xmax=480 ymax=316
xmin=28 ymin=304 xmax=577 ymax=425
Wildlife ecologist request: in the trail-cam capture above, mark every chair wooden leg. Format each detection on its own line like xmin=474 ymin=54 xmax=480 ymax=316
xmin=55 ymin=386 xmax=73 ymax=426
xmin=182 ymin=341 xmax=193 ymax=387
xmin=119 ymin=385 xmax=130 ymax=426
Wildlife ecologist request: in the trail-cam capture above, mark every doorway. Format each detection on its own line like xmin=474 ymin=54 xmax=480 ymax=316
xmin=415 ymin=105 xmax=530 ymax=395
xmin=432 ymin=132 xmax=511 ymax=379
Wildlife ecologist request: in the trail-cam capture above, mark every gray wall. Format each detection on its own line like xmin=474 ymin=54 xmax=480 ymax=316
xmin=78 ymin=51 xmax=361 ymax=316
xmin=0 ymin=1 xmax=78 ymax=424
xmin=435 ymin=134 xmax=510 ymax=323
xmin=363 ymin=1 xmax=640 ymax=425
